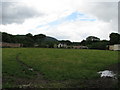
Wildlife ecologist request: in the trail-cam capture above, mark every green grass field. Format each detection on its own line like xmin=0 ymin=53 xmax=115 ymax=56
xmin=2 ymin=48 xmax=119 ymax=88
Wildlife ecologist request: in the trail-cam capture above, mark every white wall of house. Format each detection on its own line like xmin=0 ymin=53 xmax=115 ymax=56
xmin=109 ymin=44 xmax=120 ymax=51
xmin=114 ymin=44 xmax=120 ymax=51
xmin=109 ymin=45 xmax=114 ymax=50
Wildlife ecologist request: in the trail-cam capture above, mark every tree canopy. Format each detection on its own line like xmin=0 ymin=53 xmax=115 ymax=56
xmin=1 ymin=32 xmax=120 ymax=49
xmin=2 ymin=32 xmax=58 ymax=47
xmin=86 ymin=36 xmax=100 ymax=42
xmin=109 ymin=33 xmax=120 ymax=45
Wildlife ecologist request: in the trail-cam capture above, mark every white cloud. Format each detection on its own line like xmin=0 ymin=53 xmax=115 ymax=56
xmin=1 ymin=2 xmax=43 ymax=24
xmin=35 ymin=20 xmax=114 ymax=42
xmin=0 ymin=0 xmax=118 ymax=41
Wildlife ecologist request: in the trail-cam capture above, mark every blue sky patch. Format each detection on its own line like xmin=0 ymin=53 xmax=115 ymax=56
xmin=79 ymin=19 xmax=96 ymax=21
xmin=65 ymin=11 xmax=86 ymax=21
xmin=36 ymin=11 xmax=96 ymax=28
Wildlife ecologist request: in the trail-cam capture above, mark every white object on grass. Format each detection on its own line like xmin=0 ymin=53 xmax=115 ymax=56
xmin=28 ymin=68 xmax=33 ymax=71
xmin=98 ymin=70 xmax=116 ymax=78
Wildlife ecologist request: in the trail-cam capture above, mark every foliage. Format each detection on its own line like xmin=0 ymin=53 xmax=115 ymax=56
xmin=88 ymin=40 xmax=109 ymax=50
xmin=109 ymin=33 xmax=120 ymax=45
xmin=2 ymin=32 xmax=58 ymax=47
xmin=2 ymin=32 xmax=120 ymax=49
xmin=80 ymin=36 xmax=110 ymax=50
xmin=59 ymin=40 xmax=72 ymax=45
xmin=86 ymin=36 xmax=100 ymax=42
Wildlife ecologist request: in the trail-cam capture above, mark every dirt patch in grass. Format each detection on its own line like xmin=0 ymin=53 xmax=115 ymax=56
xmin=15 ymin=53 xmax=50 ymax=88
xmin=2 ymin=53 xmax=51 ymax=88
xmin=3 ymin=63 xmax=119 ymax=89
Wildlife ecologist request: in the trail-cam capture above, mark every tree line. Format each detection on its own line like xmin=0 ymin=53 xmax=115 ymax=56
xmin=1 ymin=32 xmax=120 ymax=49
xmin=1 ymin=32 xmax=58 ymax=47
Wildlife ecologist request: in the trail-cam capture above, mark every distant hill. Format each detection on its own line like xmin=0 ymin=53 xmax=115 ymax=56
xmin=43 ymin=36 xmax=58 ymax=42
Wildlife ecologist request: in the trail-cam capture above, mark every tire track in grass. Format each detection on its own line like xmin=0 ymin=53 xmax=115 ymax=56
xmin=16 ymin=53 xmax=49 ymax=88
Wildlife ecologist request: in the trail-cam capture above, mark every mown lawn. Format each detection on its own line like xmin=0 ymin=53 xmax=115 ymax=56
xmin=2 ymin=48 xmax=118 ymax=88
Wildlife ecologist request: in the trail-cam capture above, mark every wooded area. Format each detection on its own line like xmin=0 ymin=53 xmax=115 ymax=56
xmin=1 ymin=32 xmax=120 ymax=50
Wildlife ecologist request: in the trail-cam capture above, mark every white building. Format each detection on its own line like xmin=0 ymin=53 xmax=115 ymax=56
xmin=57 ymin=43 xmax=67 ymax=48
xmin=109 ymin=44 xmax=120 ymax=51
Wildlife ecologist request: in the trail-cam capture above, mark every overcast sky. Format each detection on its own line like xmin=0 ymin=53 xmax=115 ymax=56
xmin=0 ymin=0 xmax=119 ymax=42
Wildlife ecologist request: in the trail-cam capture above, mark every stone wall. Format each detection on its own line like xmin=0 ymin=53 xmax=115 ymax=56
xmin=0 ymin=42 xmax=21 ymax=48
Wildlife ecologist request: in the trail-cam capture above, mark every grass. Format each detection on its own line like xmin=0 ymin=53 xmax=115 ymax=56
xmin=2 ymin=49 xmax=36 ymax=78
xmin=2 ymin=48 xmax=119 ymax=88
